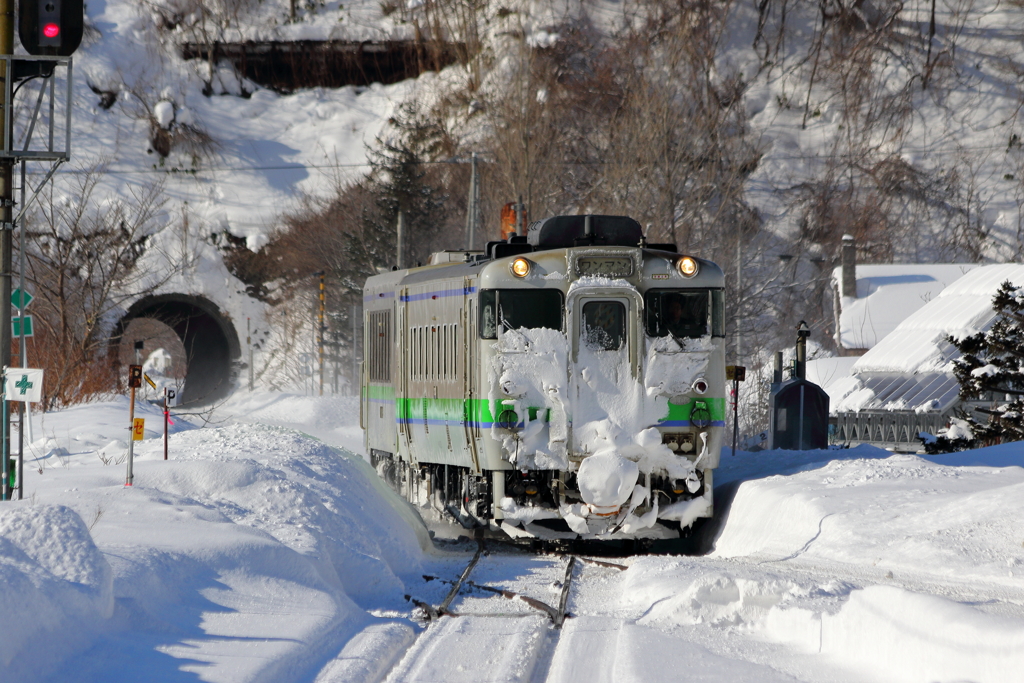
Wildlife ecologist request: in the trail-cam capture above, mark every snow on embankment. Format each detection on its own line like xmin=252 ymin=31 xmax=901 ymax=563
xmin=1 ymin=400 xmax=428 ymax=683
xmin=0 ymin=506 xmax=114 ymax=682
xmin=632 ymin=445 xmax=1024 ymax=682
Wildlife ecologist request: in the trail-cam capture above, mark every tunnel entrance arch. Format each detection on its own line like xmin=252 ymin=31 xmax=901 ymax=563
xmin=112 ymin=294 xmax=241 ymax=406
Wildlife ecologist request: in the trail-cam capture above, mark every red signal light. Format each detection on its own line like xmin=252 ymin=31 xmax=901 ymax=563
xmin=43 ymin=23 xmax=60 ymax=38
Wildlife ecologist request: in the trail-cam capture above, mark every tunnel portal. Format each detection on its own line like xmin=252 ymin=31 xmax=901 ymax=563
xmin=113 ymin=294 xmax=241 ymax=406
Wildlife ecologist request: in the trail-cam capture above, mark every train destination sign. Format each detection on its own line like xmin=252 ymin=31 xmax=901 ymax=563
xmin=575 ymin=257 xmax=633 ymax=277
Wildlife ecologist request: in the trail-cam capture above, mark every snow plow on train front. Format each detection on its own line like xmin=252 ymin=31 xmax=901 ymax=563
xmin=361 ymin=215 xmax=725 ymax=542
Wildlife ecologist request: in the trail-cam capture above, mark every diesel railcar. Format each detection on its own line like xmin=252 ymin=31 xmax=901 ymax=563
xmin=361 ymin=215 xmax=726 ymax=539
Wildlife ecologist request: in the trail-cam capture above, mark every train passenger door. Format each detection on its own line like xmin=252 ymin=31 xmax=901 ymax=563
xmin=568 ymin=289 xmax=642 ymax=456
xmin=397 ymin=288 xmax=412 ymax=458
xmin=462 ymin=279 xmax=480 ymax=471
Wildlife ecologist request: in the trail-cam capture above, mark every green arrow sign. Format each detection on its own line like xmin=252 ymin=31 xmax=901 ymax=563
xmin=11 ymin=288 xmax=33 ymax=310
xmin=12 ymin=315 xmax=33 ymax=338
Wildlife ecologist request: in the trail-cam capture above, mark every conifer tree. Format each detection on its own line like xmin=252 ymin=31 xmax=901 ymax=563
xmin=946 ymin=280 xmax=1024 ymax=444
xmin=347 ymin=102 xmax=451 ymax=278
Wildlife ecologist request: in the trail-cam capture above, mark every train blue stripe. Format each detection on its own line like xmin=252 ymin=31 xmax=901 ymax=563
xmin=658 ymin=420 xmax=727 ymax=427
xmin=395 ymin=417 xmax=523 ymax=428
xmin=400 ymin=286 xmax=477 ymax=302
xmin=363 ymin=291 xmax=395 ymax=302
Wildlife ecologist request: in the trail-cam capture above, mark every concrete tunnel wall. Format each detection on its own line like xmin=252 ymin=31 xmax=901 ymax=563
xmin=112 ymin=294 xmax=241 ymax=405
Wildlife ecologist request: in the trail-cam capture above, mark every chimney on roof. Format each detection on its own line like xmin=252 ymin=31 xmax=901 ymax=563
xmin=841 ymin=234 xmax=856 ymax=298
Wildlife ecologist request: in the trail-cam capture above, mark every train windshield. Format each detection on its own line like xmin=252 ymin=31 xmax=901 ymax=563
xmin=645 ymin=289 xmax=724 ymax=339
xmin=582 ymin=301 xmax=626 ymax=350
xmin=480 ymin=289 xmax=564 ymax=339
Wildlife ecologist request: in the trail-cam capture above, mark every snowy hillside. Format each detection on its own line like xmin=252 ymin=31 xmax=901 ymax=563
xmin=56 ymin=0 xmax=1024 ymax=257
xmin=2 ymin=395 xmax=1023 ymax=682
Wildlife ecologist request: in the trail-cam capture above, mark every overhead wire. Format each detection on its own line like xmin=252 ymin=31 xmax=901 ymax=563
xmin=15 ymin=140 xmax=1024 ymax=177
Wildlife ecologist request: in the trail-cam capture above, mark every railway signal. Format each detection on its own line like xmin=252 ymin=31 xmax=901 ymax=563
xmin=727 ymin=365 xmax=746 ymax=456
xmin=19 ymin=0 xmax=85 ymax=56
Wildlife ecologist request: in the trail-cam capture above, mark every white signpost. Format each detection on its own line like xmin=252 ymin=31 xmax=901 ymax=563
xmin=1 ymin=367 xmax=42 ymax=501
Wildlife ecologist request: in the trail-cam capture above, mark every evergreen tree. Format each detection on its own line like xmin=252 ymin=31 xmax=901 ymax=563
xmin=946 ymin=280 xmax=1024 ymax=444
xmin=347 ymin=102 xmax=452 ymax=278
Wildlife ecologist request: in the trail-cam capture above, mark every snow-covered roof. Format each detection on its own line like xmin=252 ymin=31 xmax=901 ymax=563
xmin=834 ymin=264 xmax=979 ymax=350
xmin=829 ymin=263 xmax=1024 ymax=414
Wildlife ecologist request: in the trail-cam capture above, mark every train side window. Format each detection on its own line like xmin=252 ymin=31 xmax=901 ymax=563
xmin=443 ymin=325 xmax=449 ymax=380
xmin=479 ymin=289 xmax=563 ymax=339
xmin=412 ymin=327 xmax=418 ymax=381
xmin=415 ymin=326 xmax=421 ymax=381
xmin=712 ymin=289 xmax=725 ymax=337
xmin=644 ymin=290 xmax=709 ymax=339
xmin=428 ymin=326 xmax=434 ymax=381
xmin=367 ymin=310 xmax=392 ymax=382
xmin=480 ymin=291 xmax=497 ymax=338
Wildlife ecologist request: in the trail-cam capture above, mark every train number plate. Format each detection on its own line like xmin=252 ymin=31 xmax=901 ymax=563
xmin=576 ymin=257 xmax=633 ymax=277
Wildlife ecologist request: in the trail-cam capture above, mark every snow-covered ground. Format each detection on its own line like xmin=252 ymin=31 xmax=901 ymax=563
xmin=3 ymin=392 xmax=1024 ymax=682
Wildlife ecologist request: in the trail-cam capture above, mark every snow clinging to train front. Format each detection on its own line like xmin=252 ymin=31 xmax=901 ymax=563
xmin=487 ymin=275 xmax=712 ymax=535
xmin=488 ymin=327 xmax=570 ymax=471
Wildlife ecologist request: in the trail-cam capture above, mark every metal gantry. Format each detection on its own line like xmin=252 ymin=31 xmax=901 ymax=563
xmin=0 ymin=53 xmax=73 ymax=501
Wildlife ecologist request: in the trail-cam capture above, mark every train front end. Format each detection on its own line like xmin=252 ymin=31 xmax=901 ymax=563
xmin=479 ymin=216 xmax=726 ymax=539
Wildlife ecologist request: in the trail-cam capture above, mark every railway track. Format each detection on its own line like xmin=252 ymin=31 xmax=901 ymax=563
xmin=384 ymin=541 xmax=627 ymax=683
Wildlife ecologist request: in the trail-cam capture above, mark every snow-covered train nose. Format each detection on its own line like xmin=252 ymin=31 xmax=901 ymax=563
xmin=576 ymin=452 xmax=639 ymax=515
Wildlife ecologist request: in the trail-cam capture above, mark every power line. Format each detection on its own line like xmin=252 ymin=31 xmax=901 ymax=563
xmin=15 ymin=141 xmax=1024 ymax=176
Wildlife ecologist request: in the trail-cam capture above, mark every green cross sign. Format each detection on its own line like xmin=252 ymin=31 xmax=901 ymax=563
xmin=11 ymin=288 xmax=33 ymax=310
xmin=14 ymin=374 xmax=32 ymax=395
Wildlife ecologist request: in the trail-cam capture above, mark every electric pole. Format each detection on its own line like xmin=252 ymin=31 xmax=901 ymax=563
xmin=0 ymin=0 xmax=14 ymax=501
xmin=316 ymin=271 xmax=325 ymax=397
xmin=396 ymin=210 xmax=405 ymax=269
xmin=465 ymin=152 xmax=479 ymax=249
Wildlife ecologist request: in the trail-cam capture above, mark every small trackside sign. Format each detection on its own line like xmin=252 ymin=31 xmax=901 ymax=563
xmin=132 ymin=418 xmax=145 ymax=441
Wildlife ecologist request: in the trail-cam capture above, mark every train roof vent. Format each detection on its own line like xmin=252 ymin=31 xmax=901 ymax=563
xmin=527 ymin=215 xmax=644 ymax=249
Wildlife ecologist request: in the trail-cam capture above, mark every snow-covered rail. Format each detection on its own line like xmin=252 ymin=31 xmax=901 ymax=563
xmin=368 ymin=544 xmax=627 ymax=683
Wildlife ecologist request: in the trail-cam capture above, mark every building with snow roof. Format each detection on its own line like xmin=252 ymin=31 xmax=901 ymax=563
xmin=827 ymin=263 xmax=1024 ymax=450
xmin=832 ymin=235 xmax=978 ymax=354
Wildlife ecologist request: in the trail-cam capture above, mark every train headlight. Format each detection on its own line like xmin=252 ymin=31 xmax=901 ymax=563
xmin=510 ymin=257 xmax=532 ymax=278
xmin=692 ymin=377 xmax=709 ymax=394
xmin=677 ymin=256 xmax=699 ymax=278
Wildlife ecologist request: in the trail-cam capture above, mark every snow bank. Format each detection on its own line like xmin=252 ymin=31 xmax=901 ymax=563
xmin=0 ymin=505 xmax=113 ymax=681
xmin=1 ymin=398 xmax=429 ymax=683
xmin=713 ymin=449 xmax=1024 ymax=587
xmin=628 ymin=560 xmax=1024 ymax=683
xmin=818 ymin=585 xmax=1024 ymax=682
xmin=625 ymin=437 xmax=1024 ymax=681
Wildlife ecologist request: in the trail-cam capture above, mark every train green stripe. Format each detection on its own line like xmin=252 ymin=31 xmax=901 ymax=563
xmin=364 ymin=391 xmax=725 ymax=425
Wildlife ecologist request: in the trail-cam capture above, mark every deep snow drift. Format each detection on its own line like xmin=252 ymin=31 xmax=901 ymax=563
xmin=2 ymin=394 xmax=1024 ymax=682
